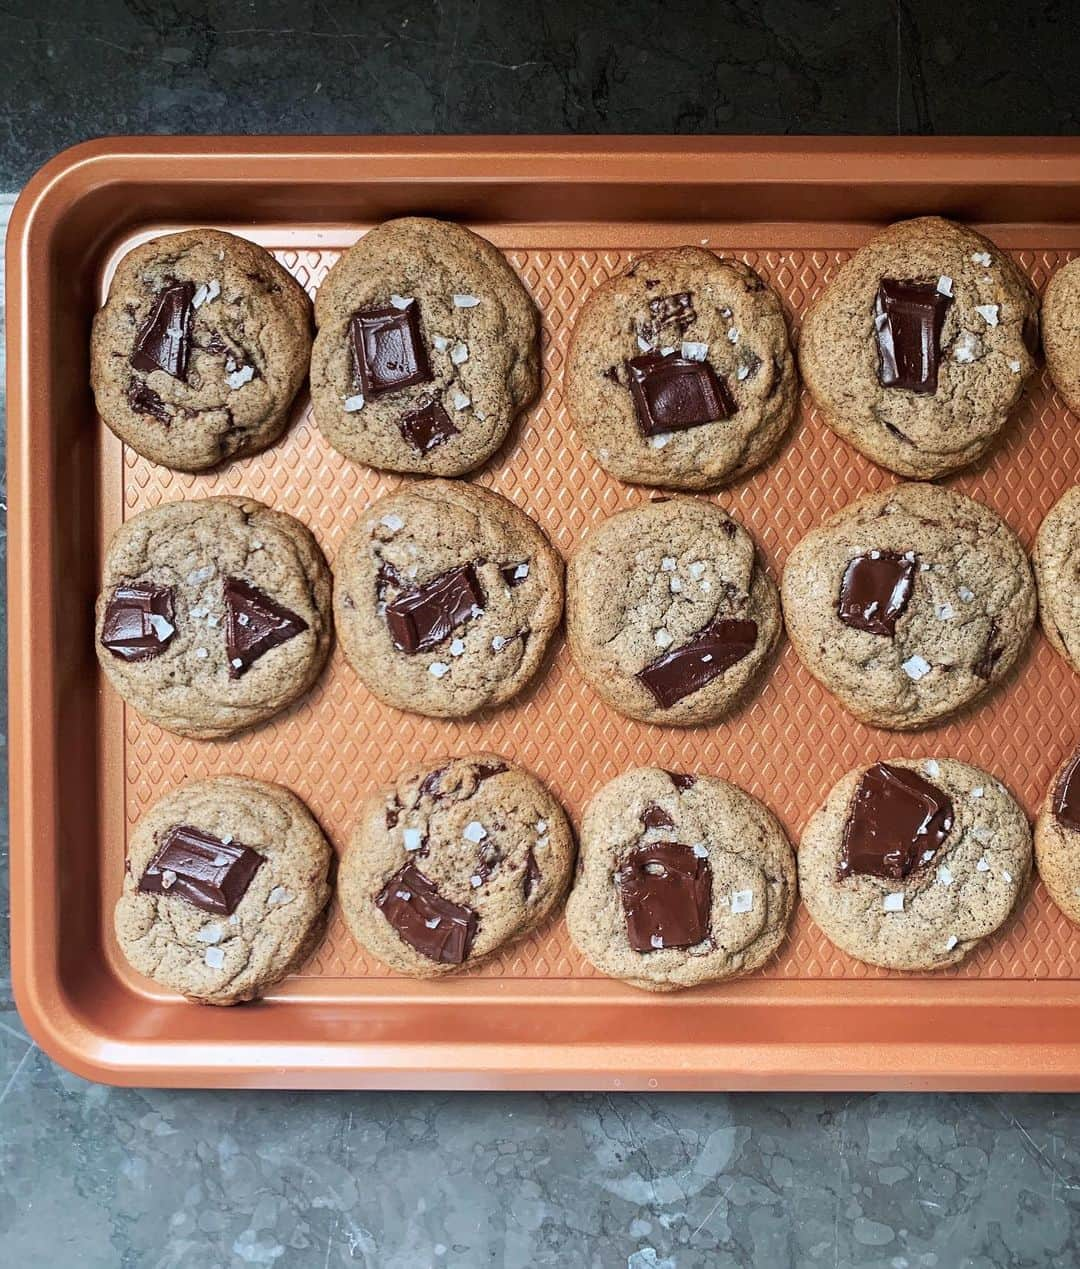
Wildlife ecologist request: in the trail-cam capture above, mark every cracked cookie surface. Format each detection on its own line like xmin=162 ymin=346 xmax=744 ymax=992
xmin=781 ymin=483 xmax=1035 ymax=730
xmin=565 ymin=767 xmax=796 ymax=992
xmin=96 ymin=496 xmax=333 ymax=739
xmin=91 ymin=228 xmax=312 ymax=471
xmin=566 ymin=247 xmax=797 ymax=489
xmin=1043 ymin=257 xmax=1080 ymax=417
xmin=1034 ymin=746 xmax=1080 ymax=925
xmin=310 ymin=217 xmax=539 ymax=476
xmin=114 ymin=776 xmax=332 ymax=1005
xmin=1034 ymin=485 xmax=1080 ymax=674
xmin=800 ymin=217 xmax=1039 ymax=478
xmin=340 ymin=753 xmax=574 ymax=977
xmin=567 ymin=496 xmax=781 ymax=725
xmin=334 ymin=480 xmax=563 ymax=718
xmin=799 ymin=758 xmax=1031 ymax=971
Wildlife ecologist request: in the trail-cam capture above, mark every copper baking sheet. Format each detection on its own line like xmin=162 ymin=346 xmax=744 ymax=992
xmin=8 ymin=138 xmax=1080 ymax=1089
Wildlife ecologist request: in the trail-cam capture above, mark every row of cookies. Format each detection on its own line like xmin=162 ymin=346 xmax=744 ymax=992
xmin=93 ymin=216 xmax=1080 ymax=487
xmin=95 ymin=479 xmax=1077 ymax=739
xmin=115 ymin=744 xmax=1080 ymax=1003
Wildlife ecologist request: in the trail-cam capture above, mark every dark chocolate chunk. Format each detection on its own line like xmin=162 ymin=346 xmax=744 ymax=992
xmin=626 ymin=352 xmax=735 ymax=437
xmin=641 ymin=803 xmax=675 ymax=829
xmin=385 ymin=797 xmax=401 ymax=829
xmin=349 ymin=302 xmax=432 ymax=397
xmin=384 ymin=563 xmax=484 ymax=655
xmin=637 ymin=618 xmax=758 ymax=709
xmin=618 ymin=842 xmax=712 ymax=952
xmin=972 ymin=620 xmax=1002 ymax=681
xmin=1055 ymin=751 xmax=1080 ymax=834
xmin=667 ymin=772 xmax=696 ymax=791
xmin=647 ymin=291 xmax=695 ymax=331
xmin=375 ymin=863 xmax=477 ymax=964
xmin=523 ymin=847 xmax=541 ymax=901
xmin=500 ymin=561 xmax=530 ymax=588
xmin=874 ymin=279 xmax=952 ymax=394
xmin=127 ymin=378 xmax=172 ymax=423
xmin=398 ymin=399 xmax=458 ymax=453
xmin=603 ymin=366 xmax=621 ymax=384
xmin=222 ymin=577 xmax=308 ymax=678
xmin=837 ymin=550 xmax=917 ymax=637
xmin=838 ymin=762 xmax=954 ymax=881
xmin=131 ymin=281 xmax=196 ymax=381
xmin=100 ymin=582 xmax=176 ymax=662
xmin=473 ymin=761 xmax=508 ymax=784
xmin=138 ymin=825 xmax=264 ymax=915
xmin=418 ymin=766 xmax=448 ymax=800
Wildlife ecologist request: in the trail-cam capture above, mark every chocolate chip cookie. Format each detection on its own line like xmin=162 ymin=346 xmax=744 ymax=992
xmin=800 ymin=217 xmax=1039 ymax=478
xmin=334 ymin=480 xmax=562 ymax=718
xmin=1034 ymin=485 xmax=1080 ymax=674
xmin=565 ymin=767 xmax=797 ymax=992
xmin=1034 ymin=746 xmax=1080 ymax=925
xmin=781 ymin=483 xmax=1036 ymax=730
xmin=340 ymin=753 xmax=574 ymax=977
xmin=799 ymin=758 xmax=1031 ymax=971
xmin=566 ymin=496 xmax=781 ymax=725
xmin=91 ymin=228 xmax=312 ymax=471
xmin=114 ymin=776 xmax=332 ymax=1005
xmin=1043 ymin=257 xmax=1080 ymax=417
xmin=96 ymin=496 xmax=333 ymax=739
xmin=310 ymin=217 xmax=539 ymax=476
xmin=565 ymin=247 xmax=797 ymax=489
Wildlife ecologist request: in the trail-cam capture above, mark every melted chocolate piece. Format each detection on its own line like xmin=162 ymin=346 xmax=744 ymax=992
xmin=375 ymin=863 xmax=477 ymax=964
xmin=973 ymin=620 xmax=1002 ymax=680
xmin=473 ymin=761 xmax=507 ymax=784
xmin=222 ymin=577 xmax=308 ymax=678
xmin=385 ymin=798 xmax=401 ymax=829
xmin=418 ymin=766 xmax=448 ymax=800
xmin=641 ymin=804 xmax=675 ymax=829
xmin=127 ymin=378 xmax=172 ymax=423
xmin=138 ymin=825 xmax=264 ymax=915
xmin=874 ymin=279 xmax=952 ymax=394
xmin=100 ymin=582 xmax=176 ymax=662
xmin=500 ymin=562 xmax=530 ymax=588
xmin=626 ymin=352 xmax=735 ymax=437
xmin=1055 ymin=751 xmax=1080 ymax=833
xmin=637 ymin=618 xmax=758 ymax=709
xmin=349 ymin=302 xmax=431 ymax=397
xmin=647 ymin=291 xmax=695 ymax=331
xmin=131 ymin=281 xmax=196 ymax=381
xmin=838 ymin=762 xmax=954 ymax=881
xmin=603 ymin=365 xmax=621 ymax=384
xmin=618 ymin=842 xmax=712 ymax=952
xmin=398 ymin=399 xmax=458 ymax=453
xmin=523 ymin=847 xmax=541 ymax=901
xmin=667 ymin=772 xmax=696 ymax=791
xmin=384 ymin=563 xmax=484 ymax=655
xmin=837 ymin=551 xmax=917 ymax=637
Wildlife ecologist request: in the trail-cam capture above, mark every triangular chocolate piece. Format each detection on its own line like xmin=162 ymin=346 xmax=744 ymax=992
xmin=131 ymin=281 xmax=196 ymax=381
xmin=222 ymin=576 xmax=308 ymax=678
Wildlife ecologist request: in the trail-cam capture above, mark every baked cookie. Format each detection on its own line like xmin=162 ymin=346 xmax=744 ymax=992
xmin=565 ymin=767 xmax=796 ymax=992
xmin=1043 ymin=258 xmax=1080 ymax=417
xmin=96 ymin=497 xmax=333 ymax=739
xmin=340 ymin=753 xmax=574 ymax=976
xmin=565 ymin=247 xmax=797 ymax=489
xmin=91 ymin=228 xmax=312 ymax=471
xmin=800 ymin=217 xmax=1039 ymax=478
xmin=114 ymin=776 xmax=332 ymax=1005
xmin=781 ymin=483 xmax=1036 ymax=730
xmin=1033 ymin=485 xmax=1080 ymax=673
xmin=1034 ymin=746 xmax=1080 ymax=924
xmin=799 ymin=758 xmax=1031 ymax=971
xmin=334 ymin=480 xmax=562 ymax=718
xmin=310 ymin=217 xmax=539 ymax=476
xmin=566 ymin=496 xmax=781 ymax=725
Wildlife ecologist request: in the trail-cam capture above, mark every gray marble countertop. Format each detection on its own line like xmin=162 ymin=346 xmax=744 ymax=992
xmin=3 ymin=3 xmax=1080 ymax=1266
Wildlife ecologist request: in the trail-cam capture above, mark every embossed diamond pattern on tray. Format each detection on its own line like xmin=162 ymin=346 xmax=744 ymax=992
xmin=119 ymin=241 xmax=1080 ymax=986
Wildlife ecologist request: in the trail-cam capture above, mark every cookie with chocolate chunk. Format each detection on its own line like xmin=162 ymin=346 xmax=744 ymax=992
xmin=565 ymin=767 xmax=796 ymax=992
xmin=114 ymin=776 xmax=332 ymax=1005
xmin=334 ymin=480 xmax=563 ymax=718
xmin=799 ymin=758 xmax=1031 ymax=971
xmin=565 ymin=247 xmax=797 ymax=489
xmin=800 ymin=217 xmax=1038 ymax=478
xmin=91 ymin=229 xmax=312 ymax=471
xmin=340 ymin=753 xmax=574 ymax=977
xmin=1034 ymin=485 xmax=1080 ymax=674
xmin=310 ymin=217 xmax=539 ymax=476
xmin=1034 ymin=746 xmax=1080 ymax=925
xmin=1043 ymin=257 xmax=1080 ymax=417
xmin=566 ymin=496 xmax=781 ymax=724
xmin=96 ymin=497 xmax=333 ymax=739
xmin=781 ymin=483 xmax=1035 ymax=730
